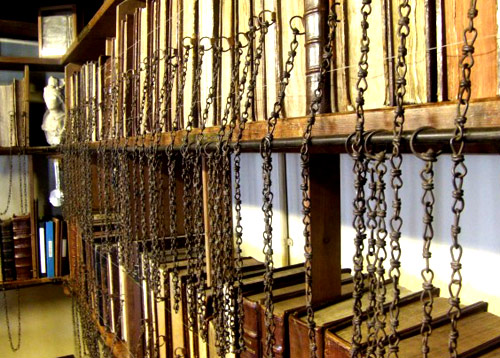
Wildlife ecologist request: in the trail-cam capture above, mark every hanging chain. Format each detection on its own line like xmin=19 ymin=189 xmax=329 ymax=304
xmin=349 ymin=1 xmax=372 ymax=357
xmin=388 ymin=2 xmax=411 ymax=357
xmin=0 ymin=111 xmax=15 ymax=216
xmin=364 ymin=131 xmax=390 ymax=358
xmin=261 ymin=14 xmax=302 ymax=358
xmin=182 ymin=38 xmax=203 ymax=332
xmin=409 ymin=128 xmax=441 ymax=358
xmin=192 ymin=38 xmax=218 ymax=342
xmin=364 ymin=144 xmax=378 ymax=358
xmin=168 ymin=43 xmax=191 ymax=313
xmin=219 ymin=35 xmax=244 ymax=354
xmin=230 ymin=28 xmax=254 ymax=354
xmin=208 ymin=37 xmax=231 ymax=356
xmin=299 ymin=4 xmax=338 ymax=358
xmin=448 ymin=1 xmax=477 ymax=357
xmin=2 ymin=288 xmax=21 ymax=352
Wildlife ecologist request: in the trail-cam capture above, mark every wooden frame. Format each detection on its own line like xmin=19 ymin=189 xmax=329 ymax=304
xmin=38 ymin=5 xmax=77 ymax=58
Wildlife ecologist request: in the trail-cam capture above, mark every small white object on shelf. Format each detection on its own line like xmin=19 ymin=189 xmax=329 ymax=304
xmin=42 ymin=76 xmax=65 ymax=146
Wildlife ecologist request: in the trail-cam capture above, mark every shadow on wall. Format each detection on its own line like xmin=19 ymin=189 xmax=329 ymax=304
xmin=232 ymin=152 xmax=500 ymax=314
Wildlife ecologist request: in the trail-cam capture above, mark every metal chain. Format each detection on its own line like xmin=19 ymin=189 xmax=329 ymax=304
xmin=182 ymin=39 xmax=203 ymax=332
xmin=261 ymin=15 xmax=303 ymax=358
xmin=2 ymin=287 xmax=21 ymax=352
xmin=409 ymin=128 xmax=441 ymax=358
xmin=219 ymin=36 xmax=244 ymax=354
xmin=230 ymin=28 xmax=254 ymax=354
xmin=207 ymin=38 xmax=230 ymax=356
xmin=168 ymin=44 xmax=191 ymax=313
xmin=448 ymin=1 xmax=477 ymax=356
xmin=349 ymin=1 xmax=372 ymax=357
xmin=0 ymin=111 xmax=15 ymax=216
xmin=364 ymin=147 xmax=378 ymax=358
xmin=299 ymin=4 xmax=338 ymax=358
xmin=191 ymin=39 xmax=217 ymax=341
xmin=388 ymin=2 xmax=411 ymax=357
xmin=363 ymin=131 xmax=390 ymax=358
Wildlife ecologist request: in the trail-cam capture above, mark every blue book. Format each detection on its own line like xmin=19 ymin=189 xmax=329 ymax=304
xmin=45 ymin=220 xmax=55 ymax=278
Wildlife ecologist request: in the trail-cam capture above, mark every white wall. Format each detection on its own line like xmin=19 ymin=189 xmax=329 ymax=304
xmin=0 ymin=285 xmax=75 ymax=358
xmin=0 ymin=155 xmax=30 ymax=221
xmin=235 ymin=152 xmax=500 ymax=315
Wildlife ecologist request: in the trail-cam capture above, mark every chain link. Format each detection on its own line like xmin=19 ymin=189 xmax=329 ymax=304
xmin=299 ymin=4 xmax=339 ymax=358
xmin=349 ymin=1 xmax=372 ymax=356
xmin=448 ymin=1 xmax=477 ymax=356
xmin=168 ymin=44 xmax=191 ymax=313
xmin=260 ymin=16 xmax=303 ymax=358
xmin=387 ymin=2 xmax=411 ymax=357
xmin=2 ymin=287 xmax=21 ymax=351
xmin=182 ymin=39 xmax=203 ymax=332
xmin=409 ymin=129 xmax=441 ymax=358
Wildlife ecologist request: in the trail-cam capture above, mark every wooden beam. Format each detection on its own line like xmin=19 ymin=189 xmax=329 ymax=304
xmin=87 ymin=97 xmax=500 ymax=150
xmin=62 ymin=0 xmax=135 ymax=64
xmin=309 ymin=154 xmax=341 ymax=304
xmin=0 ymin=20 xmax=37 ymax=40
xmin=0 ymin=56 xmax=62 ymax=72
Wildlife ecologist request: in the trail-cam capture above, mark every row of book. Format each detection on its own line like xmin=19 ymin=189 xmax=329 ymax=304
xmin=91 ymin=250 xmax=500 ymax=358
xmin=0 ymin=80 xmax=27 ymax=147
xmin=0 ymin=214 xmax=69 ymax=282
xmin=37 ymin=217 xmax=70 ymax=278
xmin=66 ymin=0 xmax=499 ymax=143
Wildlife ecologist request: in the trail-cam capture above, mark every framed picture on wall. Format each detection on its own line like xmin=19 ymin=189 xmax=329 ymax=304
xmin=38 ymin=5 xmax=77 ymax=58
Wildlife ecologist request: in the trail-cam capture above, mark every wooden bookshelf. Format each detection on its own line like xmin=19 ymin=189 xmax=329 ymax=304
xmin=0 ymin=56 xmax=62 ymax=72
xmin=84 ymin=97 xmax=500 ymax=153
xmin=61 ymin=0 xmax=126 ymax=64
xmin=0 ymin=146 xmax=60 ymax=155
xmin=0 ymin=276 xmax=67 ymax=290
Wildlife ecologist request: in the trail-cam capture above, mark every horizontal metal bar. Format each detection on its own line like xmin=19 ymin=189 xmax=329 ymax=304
xmin=77 ymin=126 xmax=500 ymax=154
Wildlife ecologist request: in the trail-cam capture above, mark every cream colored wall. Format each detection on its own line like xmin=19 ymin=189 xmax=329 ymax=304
xmin=0 ymin=285 xmax=75 ymax=358
xmin=0 ymin=155 xmax=30 ymax=221
xmin=235 ymin=153 xmax=500 ymax=316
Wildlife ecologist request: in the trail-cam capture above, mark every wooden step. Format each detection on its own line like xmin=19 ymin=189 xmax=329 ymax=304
xmin=397 ymin=310 xmax=500 ymax=357
xmin=288 ymin=282 xmax=413 ymax=358
xmin=324 ymin=300 xmax=495 ymax=358
xmin=241 ymin=269 xmax=352 ymax=358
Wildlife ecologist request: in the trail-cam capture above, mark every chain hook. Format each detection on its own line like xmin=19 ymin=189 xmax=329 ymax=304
xmin=410 ymin=126 xmax=443 ymax=162
xmin=289 ymin=15 xmax=306 ymax=35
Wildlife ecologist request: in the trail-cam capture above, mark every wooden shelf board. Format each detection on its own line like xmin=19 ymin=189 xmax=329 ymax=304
xmin=0 ymin=146 xmax=60 ymax=155
xmin=0 ymin=20 xmax=38 ymax=40
xmin=61 ymin=0 xmax=124 ymax=64
xmin=0 ymin=56 xmax=62 ymax=72
xmin=90 ymin=97 xmax=500 ymax=150
xmin=0 ymin=276 xmax=67 ymax=290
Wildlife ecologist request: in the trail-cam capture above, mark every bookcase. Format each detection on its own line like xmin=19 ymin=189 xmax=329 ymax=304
xmin=0 ymin=56 xmax=69 ymax=289
xmin=61 ymin=1 xmax=500 ymax=358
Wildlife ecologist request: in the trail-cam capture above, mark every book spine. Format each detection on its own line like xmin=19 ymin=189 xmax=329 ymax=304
xmin=46 ymin=221 xmax=55 ymax=278
xmin=304 ymin=0 xmax=331 ymax=113
xmin=12 ymin=215 xmax=32 ymax=280
xmin=13 ymin=234 xmax=32 ymax=280
xmin=241 ymin=298 xmax=260 ymax=358
xmin=39 ymin=224 xmax=47 ymax=277
xmin=1 ymin=220 xmax=16 ymax=281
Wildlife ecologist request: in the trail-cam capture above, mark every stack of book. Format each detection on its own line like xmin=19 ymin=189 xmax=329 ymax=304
xmin=12 ymin=214 xmax=32 ymax=280
xmin=1 ymin=219 xmax=16 ymax=281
